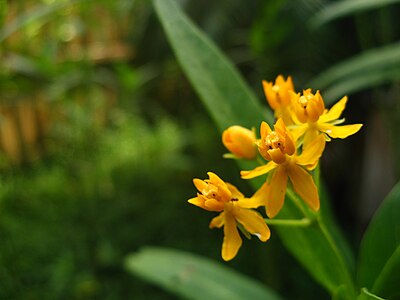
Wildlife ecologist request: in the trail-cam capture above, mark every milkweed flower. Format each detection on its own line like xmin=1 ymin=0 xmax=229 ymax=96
xmin=262 ymin=75 xmax=295 ymax=125
xmin=188 ymin=172 xmax=270 ymax=261
xmin=241 ymin=119 xmax=325 ymax=218
xmin=222 ymin=125 xmax=257 ymax=159
xmin=291 ymin=89 xmax=363 ymax=146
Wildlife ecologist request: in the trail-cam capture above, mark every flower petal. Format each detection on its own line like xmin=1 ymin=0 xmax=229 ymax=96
xmin=266 ymin=166 xmax=288 ymax=218
xmin=260 ymin=121 xmax=272 ymax=138
xmin=226 ymin=183 xmax=244 ymax=200
xmin=188 ymin=196 xmax=207 ymax=209
xmin=221 ymin=212 xmax=242 ymax=261
xmin=241 ymin=161 xmax=277 ymax=179
xmin=240 ymin=182 xmax=269 ymax=208
xmin=320 ymin=123 xmax=363 ymax=139
xmin=290 ymin=124 xmax=308 ymax=141
xmin=296 ymin=133 xmax=325 ymax=169
xmin=233 ymin=207 xmax=270 ymax=242
xmin=287 ymin=164 xmax=319 ymax=211
xmin=319 ymin=96 xmax=347 ymax=123
xmin=204 ymin=198 xmax=225 ymax=211
xmin=209 ymin=212 xmax=225 ymax=228
xmin=193 ymin=178 xmax=207 ymax=193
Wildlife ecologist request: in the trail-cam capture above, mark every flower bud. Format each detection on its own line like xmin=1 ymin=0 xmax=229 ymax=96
xmin=222 ymin=126 xmax=257 ymax=159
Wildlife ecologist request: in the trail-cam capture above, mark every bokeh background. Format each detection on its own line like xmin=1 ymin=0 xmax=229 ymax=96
xmin=0 ymin=0 xmax=399 ymax=299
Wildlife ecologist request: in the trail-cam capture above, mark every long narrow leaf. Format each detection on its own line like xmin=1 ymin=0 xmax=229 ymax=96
xmin=125 ymin=247 xmax=283 ymax=300
xmin=309 ymin=0 xmax=400 ymax=29
xmin=153 ymin=0 xmax=272 ymax=130
xmin=357 ymin=182 xmax=400 ymax=299
xmin=153 ymin=0 xmax=356 ymax=297
xmin=307 ymin=42 xmax=400 ymax=104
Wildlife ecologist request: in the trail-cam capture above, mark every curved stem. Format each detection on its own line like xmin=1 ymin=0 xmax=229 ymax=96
xmin=317 ymin=216 xmax=357 ymax=298
xmin=361 ymin=288 xmax=385 ymax=300
xmin=287 ymin=187 xmax=357 ymax=298
xmin=286 ymin=188 xmax=311 ymax=218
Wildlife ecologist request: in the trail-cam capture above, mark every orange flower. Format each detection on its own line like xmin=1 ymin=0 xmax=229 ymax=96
xmin=262 ymin=75 xmax=295 ymax=125
xmin=241 ymin=119 xmax=325 ymax=218
xmin=188 ymin=172 xmax=270 ymax=261
xmin=222 ymin=126 xmax=257 ymax=159
xmin=291 ymin=89 xmax=363 ymax=146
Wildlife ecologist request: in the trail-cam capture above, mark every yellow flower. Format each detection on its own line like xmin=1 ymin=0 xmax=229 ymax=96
xmin=241 ymin=119 xmax=325 ymax=218
xmin=291 ymin=89 xmax=363 ymax=146
xmin=188 ymin=172 xmax=270 ymax=261
xmin=262 ymin=75 xmax=295 ymax=125
xmin=222 ymin=126 xmax=257 ymax=159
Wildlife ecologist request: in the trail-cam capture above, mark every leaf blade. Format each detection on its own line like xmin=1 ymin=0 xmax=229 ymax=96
xmin=153 ymin=0 xmax=272 ymax=131
xmin=125 ymin=247 xmax=283 ymax=300
xmin=357 ymin=182 xmax=400 ymax=299
xmin=309 ymin=0 xmax=400 ymax=29
xmin=307 ymin=42 xmax=400 ymax=104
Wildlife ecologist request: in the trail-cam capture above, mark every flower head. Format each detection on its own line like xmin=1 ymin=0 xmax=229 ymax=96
xmin=222 ymin=126 xmax=257 ymax=159
xmin=291 ymin=90 xmax=363 ymax=146
xmin=241 ymin=119 xmax=325 ymax=218
xmin=263 ymin=75 xmax=295 ymax=125
xmin=188 ymin=172 xmax=270 ymax=261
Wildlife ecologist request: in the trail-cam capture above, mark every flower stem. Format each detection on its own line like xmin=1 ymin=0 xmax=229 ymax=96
xmin=286 ymin=188 xmax=311 ymax=218
xmin=264 ymin=218 xmax=311 ymax=227
xmin=287 ymin=187 xmax=357 ymax=299
xmin=361 ymin=288 xmax=385 ymax=300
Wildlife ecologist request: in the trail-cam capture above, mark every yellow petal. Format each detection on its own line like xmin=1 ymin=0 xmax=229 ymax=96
xmin=209 ymin=212 xmax=225 ymax=228
xmin=274 ymin=118 xmax=286 ymax=133
xmin=204 ymin=198 xmax=225 ymax=211
xmin=287 ymin=164 xmax=319 ymax=211
xmin=266 ymin=166 xmax=288 ymax=218
xmin=193 ymin=178 xmax=207 ymax=192
xmin=233 ymin=207 xmax=270 ymax=242
xmin=208 ymin=172 xmax=231 ymax=201
xmin=260 ymin=121 xmax=272 ymax=138
xmin=226 ymin=183 xmax=245 ymax=200
xmin=208 ymin=172 xmax=226 ymax=186
xmin=221 ymin=212 xmax=242 ymax=261
xmin=320 ymin=123 xmax=363 ymax=139
xmin=240 ymin=182 xmax=269 ymax=208
xmin=241 ymin=161 xmax=277 ymax=179
xmin=188 ymin=196 xmax=207 ymax=209
xmin=290 ymin=124 xmax=308 ymax=141
xmin=268 ymin=148 xmax=286 ymax=164
xmin=302 ymin=128 xmax=320 ymax=149
xmin=319 ymin=96 xmax=347 ymax=123
xmin=296 ymin=134 xmax=325 ymax=169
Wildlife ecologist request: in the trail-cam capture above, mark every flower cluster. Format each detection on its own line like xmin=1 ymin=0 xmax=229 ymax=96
xmin=188 ymin=75 xmax=362 ymax=261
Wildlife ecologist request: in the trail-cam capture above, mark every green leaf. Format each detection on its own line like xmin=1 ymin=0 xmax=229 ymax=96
xmin=307 ymin=42 xmax=400 ymax=105
xmin=357 ymin=182 xmax=400 ymax=299
xmin=274 ymin=185 xmax=356 ymax=297
xmin=153 ymin=0 xmax=356 ymax=297
xmin=125 ymin=247 xmax=282 ymax=300
xmin=309 ymin=0 xmax=400 ymax=29
xmin=153 ymin=0 xmax=273 ymax=131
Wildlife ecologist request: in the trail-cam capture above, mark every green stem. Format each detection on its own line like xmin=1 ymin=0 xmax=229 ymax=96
xmin=286 ymin=188 xmax=311 ymax=218
xmin=287 ymin=185 xmax=357 ymax=298
xmin=361 ymin=288 xmax=386 ymax=300
xmin=317 ymin=216 xmax=357 ymax=298
xmin=264 ymin=218 xmax=312 ymax=227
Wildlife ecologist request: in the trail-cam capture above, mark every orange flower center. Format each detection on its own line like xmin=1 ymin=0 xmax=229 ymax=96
xmin=264 ymin=131 xmax=285 ymax=152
